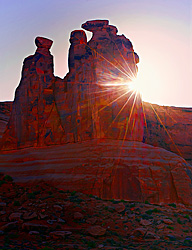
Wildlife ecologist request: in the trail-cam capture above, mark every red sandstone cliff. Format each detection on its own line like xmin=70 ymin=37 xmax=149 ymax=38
xmin=1 ymin=20 xmax=143 ymax=150
xmin=143 ymin=102 xmax=192 ymax=165
xmin=0 ymin=139 xmax=192 ymax=205
xmin=0 ymin=20 xmax=192 ymax=205
xmin=1 ymin=101 xmax=192 ymax=165
xmin=0 ymin=102 xmax=12 ymax=144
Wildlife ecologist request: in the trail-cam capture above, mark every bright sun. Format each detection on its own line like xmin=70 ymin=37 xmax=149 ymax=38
xmin=125 ymin=76 xmax=143 ymax=97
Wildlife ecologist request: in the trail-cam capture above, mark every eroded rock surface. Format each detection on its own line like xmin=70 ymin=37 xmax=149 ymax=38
xmin=2 ymin=37 xmax=64 ymax=149
xmin=0 ymin=102 xmax=12 ymax=144
xmin=0 ymin=139 xmax=192 ymax=205
xmin=1 ymin=19 xmax=143 ymax=149
xmin=143 ymin=102 xmax=192 ymax=165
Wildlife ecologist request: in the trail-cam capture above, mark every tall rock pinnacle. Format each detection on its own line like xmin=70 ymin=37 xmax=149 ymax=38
xmin=2 ymin=20 xmax=144 ymax=149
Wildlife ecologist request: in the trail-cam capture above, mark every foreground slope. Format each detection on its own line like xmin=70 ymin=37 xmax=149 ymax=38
xmin=1 ymin=174 xmax=192 ymax=250
xmin=1 ymin=139 xmax=192 ymax=205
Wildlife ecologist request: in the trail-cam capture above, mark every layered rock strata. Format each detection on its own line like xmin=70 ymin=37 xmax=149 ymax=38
xmin=0 ymin=139 xmax=192 ymax=205
xmin=1 ymin=101 xmax=192 ymax=166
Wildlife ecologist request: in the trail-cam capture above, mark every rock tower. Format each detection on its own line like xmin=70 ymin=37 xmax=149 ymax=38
xmin=2 ymin=20 xmax=144 ymax=149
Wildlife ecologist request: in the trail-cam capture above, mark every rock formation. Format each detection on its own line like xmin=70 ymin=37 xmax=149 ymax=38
xmin=143 ymin=102 xmax=192 ymax=165
xmin=0 ymin=102 xmax=12 ymax=145
xmin=1 ymin=139 xmax=192 ymax=205
xmin=2 ymin=101 xmax=192 ymax=165
xmin=0 ymin=20 xmax=192 ymax=206
xmin=1 ymin=20 xmax=143 ymax=149
xmin=2 ymin=37 xmax=64 ymax=149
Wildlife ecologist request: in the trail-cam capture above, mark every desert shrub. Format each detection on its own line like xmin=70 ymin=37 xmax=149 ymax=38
xmin=168 ymin=203 xmax=176 ymax=208
xmin=3 ymin=175 xmax=13 ymax=182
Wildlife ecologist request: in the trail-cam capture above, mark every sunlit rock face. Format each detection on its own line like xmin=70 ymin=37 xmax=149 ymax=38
xmin=143 ymin=102 xmax=192 ymax=165
xmin=1 ymin=20 xmax=144 ymax=149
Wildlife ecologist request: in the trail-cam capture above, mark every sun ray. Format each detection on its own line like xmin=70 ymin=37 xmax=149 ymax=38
xmin=103 ymin=91 xmax=136 ymax=136
xmin=157 ymin=105 xmax=177 ymax=123
xmin=84 ymin=43 xmax=133 ymax=80
xmin=123 ymin=91 xmax=138 ymax=143
xmin=141 ymin=101 xmax=148 ymax=139
xmin=112 ymin=39 xmax=136 ymax=79
xmin=88 ymin=85 xmax=128 ymax=105
xmin=149 ymin=103 xmax=183 ymax=158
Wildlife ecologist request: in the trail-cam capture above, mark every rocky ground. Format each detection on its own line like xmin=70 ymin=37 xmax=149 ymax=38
xmin=0 ymin=174 xmax=192 ymax=250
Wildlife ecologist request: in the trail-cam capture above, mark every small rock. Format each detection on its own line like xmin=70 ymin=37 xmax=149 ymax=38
xmin=9 ymin=212 xmax=23 ymax=221
xmin=98 ymin=244 xmax=104 ymax=248
xmin=107 ymin=205 xmax=115 ymax=211
xmin=87 ymin=225 xmax=106 ymax=236
xmin=1 ymin=216 xmax=7 ymax=222
xmin=145 ymin=232 xmax=160 ymax=239
xmin=140 ymin=219 xmax=152 ymax=226
xmin=163 ymin=219 xmax=173 ymax=225
xmin=74 ymin=212 xmax=84 ymax=220
xmin=132 ymin=227 xmax=147 ymax=238
xmin=127 ymin=213 xmax=135 ymax=219
xmin=47 ymin=220 xmax=57 ymax=225
xmin=165 ymin=234 xmax=177 ymax=241
xmin=57 ymin=218 xmax=65 ymax=223
xmin=39 ymin=203 xmax=47 ymax=207
xmin=53 ymin=205 xmax=63 ymax=211
xmin=23 ymin=212 xmax=37 ymax=221
xmin=22 ymin=223 xmax=48 ymax=232
xmin=157 ymin=223 xmax=165 ymax=229
xmin=185 ymin=237 xmax=192 ymax=241
xmin=0 ymin=202 xmax=6 ymax=207
xmin=86 ymin=217 xmax=97 ymax=225
xmin=29 ymin=231 xmax=40 ymax=235
xmin=177 ymin=203 xmax=186 ymax=210
xmin=1 ymin=221 xmax=18 ymax=231
xmin=0 ymin=230 xmax=4 ymax=235
xmin=49 ymin=231 xmax=72 ymax=239
xmin=113 ymin=203 xmax=125 ymax=213
xmin=39 ymin=213 xmax=48 ymax=219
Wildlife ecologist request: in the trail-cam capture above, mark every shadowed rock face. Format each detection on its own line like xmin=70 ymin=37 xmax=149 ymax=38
xmin=2 ymin=37 xmax=64 ymax=149
xmin=1 ymin=139 xmax=192 ymax=205
xmin=1 ymin=20 xmax=144 ymax=149
xmin=2 ymin=101 xmax=192 ymax=165
xmin=0 ymin=102 xmax=12 ymax=144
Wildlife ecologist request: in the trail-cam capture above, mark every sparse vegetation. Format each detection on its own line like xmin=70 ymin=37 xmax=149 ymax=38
xmin=168 ymin=203 xmax=176 ymax=208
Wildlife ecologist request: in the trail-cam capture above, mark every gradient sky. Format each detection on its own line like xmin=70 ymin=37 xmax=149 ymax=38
xmin=0 ymin=0 xmax=191 ymax=107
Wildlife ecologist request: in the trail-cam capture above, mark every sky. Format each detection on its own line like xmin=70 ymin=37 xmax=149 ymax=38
xmin=0 ymin=0 xmax=191 ymax=107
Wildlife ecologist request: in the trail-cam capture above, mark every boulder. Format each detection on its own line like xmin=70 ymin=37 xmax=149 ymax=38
xmin=87 ymin=225 xmax=106 ymax=236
